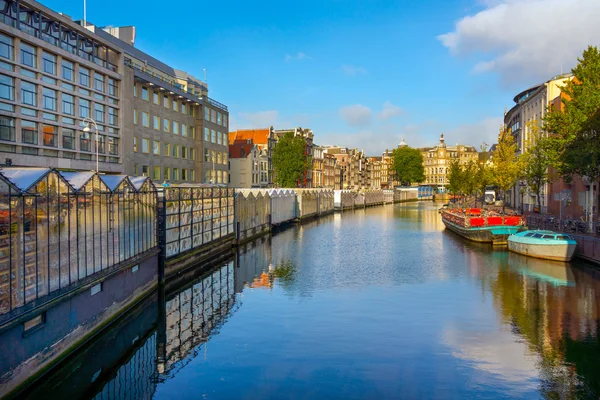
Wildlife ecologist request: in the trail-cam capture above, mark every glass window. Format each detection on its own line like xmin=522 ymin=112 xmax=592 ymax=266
xmin=164 ymin=142 xmax=170 ymax=156
xmin=142 ymin=138 xmax=149 ymax=153
xmin=0 ymin=74 xmax=13 ymax=102
xmin=79 ymin=67 xmax=90 ymax=87
xmin=164 ymin=167 xmax=170 ymax=181
xmin=182 ymin=146 xmax=187 ymax=159
xmin=62 ymin=129 xmax=75 ymax=150
xmin=153 ymin=91 xmax=159 ymax=104
xmin=190 ymin=127 xmax=195 ymax=139
xmin=94 ymin=72 xmax=104 ymax=92
xmin=21 ymin=120 xmax=37 ymax=144
xmin=163 ymin=95 xmax=169 ymax=108
xmin=182 ymin=124 xmax=187 ymax=137
xmin=204 ymin=148 xmax=210 ymax=161
xmin=108 ymin=136 xmax=118 ymax=155
xmin=153 ymin=115 xmax=160 ymax=130
xmin=62 ymin=60 xmax=74 ymax=81
xmin=42 ymin=124 xmax=57 ymax=147
xmin=217 ymin=112 xmax=222 ymax=125
xmin=42 ymin=52 xmax=56 ymax=75
xmin=190 ymin=148 xmax=195 ymax=160
xmin=0 ymin=116 xmax=15 ymax=141
xmin=0 ymin=34 xmax=13 ymax=60
xmin=142 ymin=165 xmax=149 ymax=176
xmin=20 ymin=42 xmax=36 ymax=68
xmin=62 ymin=93 xmax=74 ymax=115
xmin=172 ymin=144 xmax=178 ymax=158
xmin=223 ymin=115 xmax=228 ymax=127
xmin=211 ymin=109 xmax=216 ymax=123
xmin=172 ymin=100 xmax=178 ymax=111
xmin=217 ymin=152 xmax=222 ymax=164
xmin=94 ymin=103 xmax=104 ymax=122
xmin=142 ymin=112 xmax=149 ymax=127
xmin=141 ymin=87 xmax=148 ymax=101
xmin=204 ymin=106 xmax=209 ymax=120
xmin=79 ymin=98 xmax=90 ymax=118
xmin=108 ymin=78 xmax=118 ymax=96
xmin=223 ymin=132 xmax=228 ymax=145
xmin=108 ymin=107 xmax=118 ymax=125
xmin=204 ymin=127 xmax=209 ymax=141
xmin=42 ymin=87 xmax=57 ymax=111
xmin=153 ymin=140 xmax=160 ymax=155
xmin=172 ymin=121 xmax=178 ymax=135
xmin=163 ymin=118 xmax=170 ymax=132
xmin=181 ymin=103 xmax=186 ymax=114
xmin=211 ymin=129 xmax=216 ymax=143
xmin=133 ymin=84 xmax=137 ymax=97
xmin=153 ymin=166 xmax=161 ymax=181
xmin=173 ymin=168 xmax=179 ymax=181
xmin=133 ymin=109 xmax=138 ymax=124
xmin=182 ymin=168 xmax=187 ymax=181
xmin=133 ymin=136 xmax=138 ymax=152
xmin=217 ymin=131 xmax=222 ymax=145
xmin=191 ymin=169 xmax=195 ymax=182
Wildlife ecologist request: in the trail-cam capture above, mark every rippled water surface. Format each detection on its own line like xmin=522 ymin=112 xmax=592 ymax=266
xmin=28 ymin=203 xmax=600 ymax=399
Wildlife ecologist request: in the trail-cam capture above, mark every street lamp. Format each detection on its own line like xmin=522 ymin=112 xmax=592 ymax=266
xmin=82 ymin=117 xmax=100 ymax=174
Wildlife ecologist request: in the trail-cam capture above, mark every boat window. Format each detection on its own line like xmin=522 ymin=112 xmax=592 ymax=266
xmin=556 ymin=235 xmax=572 ymax=240
xmin=542 ymin=235 xmax=555 ymax=239
xmin=524 ymin=233 xmax=535 ymax=237
xmin=533 ymin=233 xmax=544 ymax=238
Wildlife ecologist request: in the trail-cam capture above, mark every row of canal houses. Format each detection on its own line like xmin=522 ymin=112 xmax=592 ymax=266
xmin=0 ymin=167 xmax=422 ymax=397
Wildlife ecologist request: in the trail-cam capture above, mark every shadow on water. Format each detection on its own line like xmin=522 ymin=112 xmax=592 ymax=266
xmin=15 ymin=203 xmax=600 ymax=399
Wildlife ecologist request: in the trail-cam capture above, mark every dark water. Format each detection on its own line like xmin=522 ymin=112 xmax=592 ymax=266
xmin=24 ymin=202 xmax=600 ymax=399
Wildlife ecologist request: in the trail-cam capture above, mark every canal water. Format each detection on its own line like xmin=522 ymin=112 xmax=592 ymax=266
xmin=21 ymin=202 xmax=600 ymax=399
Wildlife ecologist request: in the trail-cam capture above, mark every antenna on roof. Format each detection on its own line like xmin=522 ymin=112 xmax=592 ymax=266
xmin=83 ymin=0 xmax=86 ymax=27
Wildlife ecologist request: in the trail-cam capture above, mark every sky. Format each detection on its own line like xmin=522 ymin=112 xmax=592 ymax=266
xmin=44 ymin=0 xmax=600 ymax=155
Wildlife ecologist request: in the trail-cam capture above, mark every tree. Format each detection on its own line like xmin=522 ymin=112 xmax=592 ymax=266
xmin=475 ymin=143 xmax=495 ymax=207
xmin=522 ymin=121 xmax=556 ymax=213
xmin=271 ymin=132 xmax=309 ymax=188
xmin=545 ymin=46 xmax=600 ymax=224
xmin=462 ymin=160 xmax=478 ymax=203
xmin=447 ymin=159 xmax=463 ymax=202
xmin=494 ymin=127 xmax=524 ymax=213
xmin=391 ymin=146 xmax=425 ymax=186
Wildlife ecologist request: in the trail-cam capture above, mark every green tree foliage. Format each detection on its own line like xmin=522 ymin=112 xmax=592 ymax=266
xmin=447 ymin=159 xmax=463 ymax=198
xmin=462 ymin=160 xmax=478 ymax=202
xmin=544 ymin=46 xmax=600 ymax=183
xmin=522 ymin=121 xmax=556 ymax=212
xmin=271 ymin=132 xmax=308 ymax=188
xmin=392 ymin=146 xmax=425 ymax=186
xmin=475 ymin=144 xmax=495 ymax=207
xmin=494 ymin=127 xmax=525 ymax=212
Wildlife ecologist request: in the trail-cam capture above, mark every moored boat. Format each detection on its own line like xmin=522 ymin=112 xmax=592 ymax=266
xmin=507 ymin=230 xmax=577 ymax=262
xmin=440 ymin=208 xmax=523 ymax=245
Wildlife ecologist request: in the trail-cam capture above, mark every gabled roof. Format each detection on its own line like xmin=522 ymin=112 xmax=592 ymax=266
xmin=0 ymin=167 xmax=51 ymax=192
xmin=100 ymin=174 xmax=132 ymax=191
xmin=129 ymin=176 xmax=152 ymax=191
xmin=61 ymin=171 xmax=96 ymax=191
xmin=229 ymin=128 xmax=271 ymax=146
xmin=229 ymin=143 xmax=255 ymax=159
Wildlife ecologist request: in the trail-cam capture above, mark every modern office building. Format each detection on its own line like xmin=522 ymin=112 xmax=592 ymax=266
xmin=85 ymin=24 xmax=229 ymax=184
xmin=0 ymin=0 xmax=124 ymax=172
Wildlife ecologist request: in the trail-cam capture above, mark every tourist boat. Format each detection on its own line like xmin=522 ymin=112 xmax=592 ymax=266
xmin=507 ymin=230 xmax=577 ymax=262
xmin=440 ymin=208 xmax=523 ymax=245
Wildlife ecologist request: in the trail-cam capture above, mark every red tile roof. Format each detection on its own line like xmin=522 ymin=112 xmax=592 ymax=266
xmin=229 ymin=128 xmax=270 ymax=146
xmin=229 ymin=143 xmax=254 ymax=159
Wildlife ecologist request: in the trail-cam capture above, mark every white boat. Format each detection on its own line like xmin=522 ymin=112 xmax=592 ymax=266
xmin=507 ymin=230 xmax=577 ymax=262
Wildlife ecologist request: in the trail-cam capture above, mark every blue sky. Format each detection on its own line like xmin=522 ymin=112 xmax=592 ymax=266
xmin=44 ymin=0 xmax=600 ymax=154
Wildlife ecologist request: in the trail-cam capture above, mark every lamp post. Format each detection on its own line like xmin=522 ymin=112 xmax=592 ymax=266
xmin=82 ymin=117 xmax=99 ymax=174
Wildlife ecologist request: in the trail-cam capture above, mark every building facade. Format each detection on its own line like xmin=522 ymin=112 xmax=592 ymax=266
xmin=228 ymin=142 xmax=267 ymax=188
xmin=312 ymin=145 xmax=324 ymax=188
xmin=323 ymin=152 xmax=336 ymax=189
xmin=418 ymin=134 xmax=478 ymax=189
xmin=89 ymin=24 xmax=229 ymax=184
xmin=0 ymin=0 xmax=124 ymax=172
xmin=367 ymin=156 xmax=382 ymax=189
xmin=504 ymin=74 xmax=573 ymax=212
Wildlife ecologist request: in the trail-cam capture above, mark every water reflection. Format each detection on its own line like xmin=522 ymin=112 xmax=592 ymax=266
xmin=17 ymin=204 xmax=600 ymax=399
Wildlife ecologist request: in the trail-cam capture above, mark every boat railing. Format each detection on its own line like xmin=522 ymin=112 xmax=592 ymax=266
xmin=442 ymin=210 xmax=523 ymax=228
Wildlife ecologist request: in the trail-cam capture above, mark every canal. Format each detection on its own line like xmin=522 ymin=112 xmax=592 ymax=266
xmin=20 ymin=202 xmax=600 ymax=399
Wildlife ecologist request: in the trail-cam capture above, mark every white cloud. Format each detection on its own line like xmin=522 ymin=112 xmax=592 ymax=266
xmin=339 ymin=104 xmax=372 ymax=127
xmin=341 ymin=64 xmax=367 ymax=76
xmin=378 ymin=101 xmax=404 ymax=120
xmin=236 ymin=110 xmax=279 ymax=129
xmin=285 ymin=52 xmax=311 ymax=62
xmin=438 ymin=0 xmax=600 ymax=85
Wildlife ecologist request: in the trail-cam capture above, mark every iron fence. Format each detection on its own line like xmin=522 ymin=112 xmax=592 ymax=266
xmin=0 ymin=168 xmax=157 ymax=316
xmin=163 ymin=186 xmax=235 ymax=258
